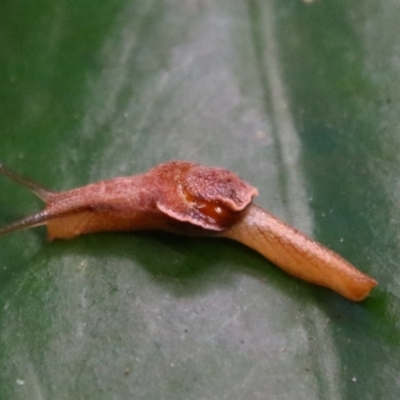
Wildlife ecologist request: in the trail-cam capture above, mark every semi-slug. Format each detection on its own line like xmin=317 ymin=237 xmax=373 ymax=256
xmin=0 ymin=161 xmax=377 ymax=301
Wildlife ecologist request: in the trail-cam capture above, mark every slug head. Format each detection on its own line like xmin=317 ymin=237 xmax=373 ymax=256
xmin=0 ymin=160 xmax=258 ymax=238
xmin=151 ymin=162 xmax=258 ymax=232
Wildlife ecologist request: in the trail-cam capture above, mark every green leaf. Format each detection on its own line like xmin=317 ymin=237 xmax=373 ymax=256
xmin=1 ymin=0 xmax=399 ymax=399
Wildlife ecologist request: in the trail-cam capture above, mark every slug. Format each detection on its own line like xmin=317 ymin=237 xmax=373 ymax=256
xmin=0 ymin=161 xmax=377 ymax=301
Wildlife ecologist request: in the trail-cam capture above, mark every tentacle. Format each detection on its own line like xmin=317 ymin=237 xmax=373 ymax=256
xmin=0 ymin=210 xmax=50 ymax=237
xmin=0 ymin=163 xmax=53 ymax=202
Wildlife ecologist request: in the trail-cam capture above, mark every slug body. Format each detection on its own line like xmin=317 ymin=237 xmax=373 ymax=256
xmin=0 ymin=161 xmax=377 ymax=301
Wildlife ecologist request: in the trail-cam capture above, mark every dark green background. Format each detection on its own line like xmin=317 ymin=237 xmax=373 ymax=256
xmin=1 ymin=0 xmax=399 ymax=399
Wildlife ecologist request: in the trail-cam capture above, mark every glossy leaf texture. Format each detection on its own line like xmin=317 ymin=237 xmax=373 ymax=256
xmin=1 ymin=0 xmax=399 ymax=399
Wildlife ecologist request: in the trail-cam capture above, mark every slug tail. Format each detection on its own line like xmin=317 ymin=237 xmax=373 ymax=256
xmin=0 ymin=163 xmax=53 ymax=202
xmin=220 ymin=204 xmax=377 ymax=302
